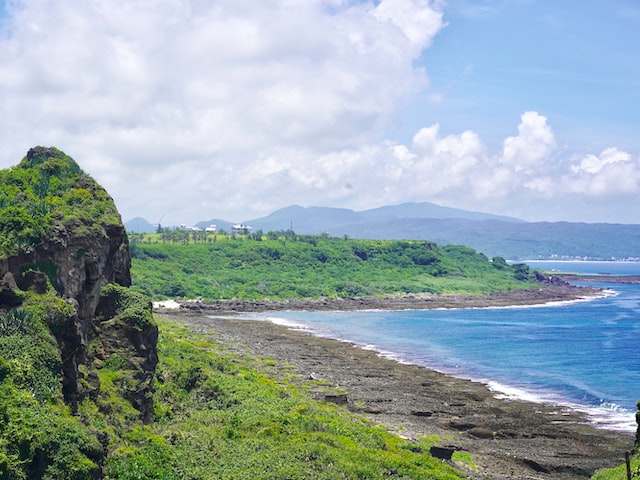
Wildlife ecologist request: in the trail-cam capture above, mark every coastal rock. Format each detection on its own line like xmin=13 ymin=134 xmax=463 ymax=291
xmin=325 ymin=393 xmax=349 ymax=405
xmin=175 ymin=281 xmax=603 ymax=313
xmin=429 ymin=445 xmax=457 ymax=461
xmin=168 ymin=312 xmax=632 ymax=479
xmin=94 ymin=296 xmax=158 ymax=423
xmin=0 ymin=147 xmax=157 ymax=420
xmin=468 ymin=426 xmax=495 ymax=440
xmin=0 ymin=272 xmax=21 ymax=306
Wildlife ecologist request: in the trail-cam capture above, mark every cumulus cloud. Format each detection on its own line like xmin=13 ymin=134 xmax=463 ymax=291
xmin=304 ymin=111 xmax=640 ymax=220
xmin=500 ymin=111 xmax=556 ymax=174
xmin=565 ymin=148 xmax=640 ymax=196
xmin=0 ymin=0 xmax=445 ymax=223
xmin=0 ymin=1 xmax=639 ymax=224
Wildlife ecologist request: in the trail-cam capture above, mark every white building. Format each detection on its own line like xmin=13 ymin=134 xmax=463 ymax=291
xmin=231 ymin=223 xmax=252 ymax=235
xmin=179 ymin=224 xmax=202 ymax=232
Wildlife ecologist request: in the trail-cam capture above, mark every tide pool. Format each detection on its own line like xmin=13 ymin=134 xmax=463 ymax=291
xmin=250 ymin=262 xmax=640 ymax=432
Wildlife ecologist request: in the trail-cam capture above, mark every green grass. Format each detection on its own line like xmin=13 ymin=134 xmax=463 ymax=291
xmin=0 ymin=305 xmax=469 ymax=479
xmin=97 ymin=316 xmax=466 ymax=479
xmin=130 ymin=236 xmax=537 ymax=301
xmin=590 ymin=450 xmax=640 ymax=479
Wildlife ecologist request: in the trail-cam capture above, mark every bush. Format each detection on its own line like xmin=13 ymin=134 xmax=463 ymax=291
xmin=0 ymin=383 xmax=103 ymax=480
xmin=0 ymin=309 xmax=31 ymax=337
xmin=100 ymin=283 xmax=153 ymax=328
xmin=129 ymin=238 xmax=538 ymax=301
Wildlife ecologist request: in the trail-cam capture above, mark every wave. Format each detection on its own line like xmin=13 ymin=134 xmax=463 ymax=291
xmin=248 ymin=312 xmax=636 ymax=433
xmin=260 ymin=315 xmax=313 ymax=331
xmin=486 ymin=381 xmax=636 ymax=432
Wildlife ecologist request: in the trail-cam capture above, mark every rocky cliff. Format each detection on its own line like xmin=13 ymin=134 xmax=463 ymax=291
xmin=0 ymin=146 xmax=157 ymax=421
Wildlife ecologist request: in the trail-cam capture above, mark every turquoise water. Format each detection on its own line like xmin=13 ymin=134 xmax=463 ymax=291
xmin=249 ymin=261 xmax=640 ymax=432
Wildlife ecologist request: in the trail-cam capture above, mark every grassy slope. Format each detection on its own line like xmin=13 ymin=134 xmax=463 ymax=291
xmin=1 ymin=289 xmax=469 ymax=479
xmin=101 ymin=316 xmax=467 ymax=479
xmin=129 ymin=235 xmax=536 ymax=301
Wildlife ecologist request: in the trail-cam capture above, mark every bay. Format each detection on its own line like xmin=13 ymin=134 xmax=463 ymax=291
xmin=250 ymin=261 xmax=640 ymax=432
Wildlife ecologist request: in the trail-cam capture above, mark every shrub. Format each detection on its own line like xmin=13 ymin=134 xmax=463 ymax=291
xmin=100 ymin=283 xmax=153 ymax=328
xmin=0 ymin=309 xmax=31 ymax=337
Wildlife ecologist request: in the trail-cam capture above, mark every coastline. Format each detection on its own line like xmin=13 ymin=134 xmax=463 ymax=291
xmin=155 ymin=283 xmax=633 ymax=480
xmin=173 ymin=283 xmax=604 ymax=314
xmin=555 ymin=274 xmax=640 ymax=284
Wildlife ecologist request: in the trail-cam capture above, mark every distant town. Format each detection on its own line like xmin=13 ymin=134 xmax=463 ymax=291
xmin=178 ymin=223 xmax=252 ymax=235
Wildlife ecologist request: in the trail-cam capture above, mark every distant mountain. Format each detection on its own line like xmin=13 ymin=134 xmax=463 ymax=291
xmin=358 ymin=202 xmax=523 ymax=223
xmin=245 ymin=205 xmax=362 ymax=233
xmin=244 ymin=202 xmax=521 ymax=234
xmin=126 ymin=202 xmax=640 ymax=260
xmin=125 ymin=217 xmax=157 ymax=233
xmin=325 ymin=218 xmax=640 ymax=260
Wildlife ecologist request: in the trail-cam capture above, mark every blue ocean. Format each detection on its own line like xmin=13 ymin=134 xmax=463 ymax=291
xmin=250 ymin=261 xmax=640 ymax=432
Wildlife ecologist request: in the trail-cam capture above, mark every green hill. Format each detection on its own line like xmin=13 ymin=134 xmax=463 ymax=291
xmin=129 ymin=233 xmax=536 ymax=301
xmin=0 ymin=147 xmax=122 ymax=257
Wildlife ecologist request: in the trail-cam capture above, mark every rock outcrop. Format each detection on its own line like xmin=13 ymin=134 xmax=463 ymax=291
xmin=0 ymin=146 xmax=157 ymax=421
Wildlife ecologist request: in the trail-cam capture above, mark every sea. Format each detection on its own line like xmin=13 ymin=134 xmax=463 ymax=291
xmin=246 ymin=261 xmax=640 ymax=433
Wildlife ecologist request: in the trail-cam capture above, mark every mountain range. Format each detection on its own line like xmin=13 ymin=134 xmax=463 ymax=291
xmin=124 ymin=202 xmax=640 ymax=260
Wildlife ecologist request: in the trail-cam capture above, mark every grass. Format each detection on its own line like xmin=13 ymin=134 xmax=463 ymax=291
xmin=99 ymin=316 xmax=468 ymax=479
xmin=129 ymin=237 xmax=538 ymax=301
xmin=590 ymin=450 xmax=640 ymax=479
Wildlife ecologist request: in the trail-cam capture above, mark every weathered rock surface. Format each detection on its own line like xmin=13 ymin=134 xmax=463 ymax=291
xmin=176 ymin=281 xmax=603 ymax=313
xmin=0 ymin=146 xmax=157 ymax=420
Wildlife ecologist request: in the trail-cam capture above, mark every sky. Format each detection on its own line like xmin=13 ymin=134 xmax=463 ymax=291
xmin=0 ymin=0 xmax=639 ymax=225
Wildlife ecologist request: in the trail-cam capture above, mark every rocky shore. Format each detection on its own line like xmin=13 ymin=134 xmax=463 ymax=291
xmin=156 ymin=284 xmax=633 ymax=479
xmin=555 ymin=274 xmax=640 ymax=284
xmin=175 ymin=283 xmax=604 ymax=314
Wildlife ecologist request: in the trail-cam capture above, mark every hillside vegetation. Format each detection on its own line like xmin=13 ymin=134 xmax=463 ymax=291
xmin=0 ymin=295 xmax=468 ymax=479
xmin=0 ymin=148 xmax=470 ymax=478
xmin=101 ymin=316 xmax=466 ymax=479
xmin=0 ymin=147 xmax=121 ymax=257
xmin=129 ymin=232 xmax=536 ymax=301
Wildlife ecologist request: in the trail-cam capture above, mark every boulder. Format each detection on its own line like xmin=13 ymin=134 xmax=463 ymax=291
xmin=430 ymin=446 xmax=457 ymax=461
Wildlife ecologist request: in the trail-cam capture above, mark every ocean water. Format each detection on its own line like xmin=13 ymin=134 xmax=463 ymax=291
xmin=248 ymin=261 xmax=640 ymax=432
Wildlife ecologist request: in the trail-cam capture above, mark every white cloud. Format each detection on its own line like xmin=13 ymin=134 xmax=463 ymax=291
xmin=565 ymin=147 xmax=640 ymax=196
xmin=373 ymin=0 xmax=445 ymax=53
xmin=500 ymin=111 xmax=556 ymax=174
xmin=301 ymin=111 xmax=640 ymax=219
xmin=0 ymin=1 xmax=639 ymax=225
xmin=0 ymin=0 xmax=446 ymax=224
xmin=571 ymin=147 xmax=632 ymax=175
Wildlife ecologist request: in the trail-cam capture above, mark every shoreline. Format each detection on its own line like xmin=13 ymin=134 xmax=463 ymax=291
xmin=264 ymin=315 xmax=635 ymax=434
xmin=172 ymin=282 xmax=604 ymax=314
xmin=156 ymin=284 xmax=634 ymax=480
xmin=555 ymin=274 xmax=640 ymax=284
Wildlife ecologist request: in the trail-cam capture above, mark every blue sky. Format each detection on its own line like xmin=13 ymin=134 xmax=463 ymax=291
xmin=405 ymin=1 xmax=640 ymax=152
xmin=0 ymin=0 xmax=638 ymax=225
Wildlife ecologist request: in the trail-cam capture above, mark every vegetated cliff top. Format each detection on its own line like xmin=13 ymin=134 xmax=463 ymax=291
xmin=0 ymin=146 xmax=123 ymax=258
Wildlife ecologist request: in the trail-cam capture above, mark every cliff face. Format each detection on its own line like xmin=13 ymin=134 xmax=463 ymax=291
xmin=1 ymin=220 xmax=131 ymax=318
xmin=0 ymin=147 xmax=157 ymax=421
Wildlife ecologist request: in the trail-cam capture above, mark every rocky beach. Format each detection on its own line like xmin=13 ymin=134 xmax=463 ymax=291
xmin=156 ymin=284 xmax=634 ymax=480
xmin=173 ymin=282 xmax=605 ymax=313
